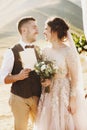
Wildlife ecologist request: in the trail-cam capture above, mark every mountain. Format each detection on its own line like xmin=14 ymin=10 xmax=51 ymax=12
xmin=0 ymin=0 xmax=83 ymax=47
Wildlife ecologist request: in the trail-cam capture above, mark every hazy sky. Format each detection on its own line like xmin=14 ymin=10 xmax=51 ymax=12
xmin=0 ymin=0 xmax=59 ymax=28
xmin=68 ymin=0 xmax=81 ymax=7
xmin=0 ymin=0 xmax=81 ymax=29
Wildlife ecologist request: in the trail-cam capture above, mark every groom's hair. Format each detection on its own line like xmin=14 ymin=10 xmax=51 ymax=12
xmin=17 ymin=16 xmax=36 ymax=34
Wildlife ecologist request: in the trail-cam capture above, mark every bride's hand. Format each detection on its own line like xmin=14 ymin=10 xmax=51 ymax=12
xmin=41 ymin=79 xmax=51 ymax=87
xmin=68 ymin=96 xmax=76 ymax=115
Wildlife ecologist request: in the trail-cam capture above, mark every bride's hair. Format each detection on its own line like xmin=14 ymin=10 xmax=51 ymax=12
xmin=46 ymin=17 xmax=69 ymax=40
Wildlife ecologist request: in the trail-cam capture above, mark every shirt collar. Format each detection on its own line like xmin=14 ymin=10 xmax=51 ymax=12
xmin=19 ymin=39 xmax=34 ymax=50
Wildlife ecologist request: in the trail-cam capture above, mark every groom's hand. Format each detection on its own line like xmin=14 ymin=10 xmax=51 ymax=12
xmin=18 ymin=68 xmax=31 ymax=80
xmin=4 ymin=68 xmax=31 ymax=84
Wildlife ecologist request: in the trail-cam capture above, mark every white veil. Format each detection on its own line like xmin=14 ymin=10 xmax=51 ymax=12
xmin=67 ymin=31 xmax=78 ymax=53
xmin=67 ymin=31 xmax=87 ymax=129
xmin=67 ymin=31 xmax=85 ymax=97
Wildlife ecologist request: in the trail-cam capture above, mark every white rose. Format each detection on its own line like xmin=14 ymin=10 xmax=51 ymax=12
xmin=41 ymin=65 xmax=46 ymax=71
xmin=78 ymin=47 xmax=82 ymax=52
xmin=79 ymin=42 xmax=83 ymax=45
xmin=41 ymin=62 xmax=45 ymax=65
xmin=83 ymin=45 xmax=87 ymax=49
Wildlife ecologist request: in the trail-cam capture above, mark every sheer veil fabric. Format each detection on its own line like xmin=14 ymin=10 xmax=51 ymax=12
xmin=67 ymin=31 xmax=87 ymax=129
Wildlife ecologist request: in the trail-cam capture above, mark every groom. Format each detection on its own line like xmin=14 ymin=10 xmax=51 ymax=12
xmin=0 ymin=16 xmax=41 ymax=130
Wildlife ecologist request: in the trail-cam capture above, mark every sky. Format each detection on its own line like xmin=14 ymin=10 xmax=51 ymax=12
xmin=68 ymin=0 xmax=81 ymax=7
xmin=0 ymin=0 xmax=59 ymax=29
xmin=0 ymin=0 xmax=81 ymax=29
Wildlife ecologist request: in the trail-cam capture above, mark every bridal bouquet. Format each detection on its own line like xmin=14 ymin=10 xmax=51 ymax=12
xmin=34 ymin=59 xmax=58 ymax=93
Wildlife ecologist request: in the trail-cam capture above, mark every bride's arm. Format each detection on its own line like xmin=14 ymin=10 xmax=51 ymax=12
xmin=66 ymin=47 xmax=81 ymax=114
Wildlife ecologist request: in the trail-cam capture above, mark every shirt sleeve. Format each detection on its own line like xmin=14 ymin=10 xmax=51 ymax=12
xmin=0 ymin=49 xmax=14 ymax=83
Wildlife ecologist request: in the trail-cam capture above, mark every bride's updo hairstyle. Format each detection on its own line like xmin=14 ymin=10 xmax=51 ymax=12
xmin=46 ymin=17 xmax=69 ymax=40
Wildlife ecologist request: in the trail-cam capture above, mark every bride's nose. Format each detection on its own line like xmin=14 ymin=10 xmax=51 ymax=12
xmin=43 ymin=30 xmax=45 ymax=35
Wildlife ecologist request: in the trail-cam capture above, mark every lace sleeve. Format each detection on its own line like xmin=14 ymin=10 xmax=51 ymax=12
xmin=66 ymin=47 xmax=83 ymax=96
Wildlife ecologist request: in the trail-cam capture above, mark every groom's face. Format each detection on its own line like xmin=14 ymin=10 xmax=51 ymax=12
xmin=21 ymin=20 xmax=39 ymax=43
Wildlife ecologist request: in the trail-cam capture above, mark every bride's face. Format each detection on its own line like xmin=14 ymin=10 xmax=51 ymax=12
xmin=43 ymin=24 xmax=52 ymax=41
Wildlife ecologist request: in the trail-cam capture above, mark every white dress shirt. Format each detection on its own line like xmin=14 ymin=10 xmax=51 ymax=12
xmin=0 ymin=39 xmax=34 ymax=83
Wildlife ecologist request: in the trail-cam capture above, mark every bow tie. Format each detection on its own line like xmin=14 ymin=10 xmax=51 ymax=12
xmin=25 ymin=45 xmax=34 ymax=48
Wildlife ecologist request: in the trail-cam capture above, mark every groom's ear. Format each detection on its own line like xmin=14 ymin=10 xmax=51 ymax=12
xmin=21 ymin=26 xmax=27 ymax=34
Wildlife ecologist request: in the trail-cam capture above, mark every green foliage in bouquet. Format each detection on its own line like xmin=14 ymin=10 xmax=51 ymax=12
xmin=34 ymin=60 xmax=57 ymax=80
xmin=72 ymin=33 xmax=87 ymax=53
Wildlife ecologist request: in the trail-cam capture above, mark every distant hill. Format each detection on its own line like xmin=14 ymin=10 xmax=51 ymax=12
xmin=0 ymin=0 xmax=83 ymax=47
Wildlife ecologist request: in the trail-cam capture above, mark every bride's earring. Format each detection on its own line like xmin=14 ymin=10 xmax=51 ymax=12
xmin=62 ymin=36 xmax=67 ymax=42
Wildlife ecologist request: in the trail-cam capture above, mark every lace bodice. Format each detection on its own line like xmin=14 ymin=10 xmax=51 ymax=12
xmin=43 ymin=46 xmax=68 ymax=78
xmin=43 ymin=44 xmax=83 ymax=91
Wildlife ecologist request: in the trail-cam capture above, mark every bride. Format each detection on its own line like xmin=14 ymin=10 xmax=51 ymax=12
xmin=34 ymin=17 xmax=87 ymax=130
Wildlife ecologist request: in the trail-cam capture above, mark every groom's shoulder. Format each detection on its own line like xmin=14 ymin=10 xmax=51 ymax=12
xmin=10 ymin=43 xmax=21 ymax=49
xmin=8 ymin=43 xmax=24 ymax=55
